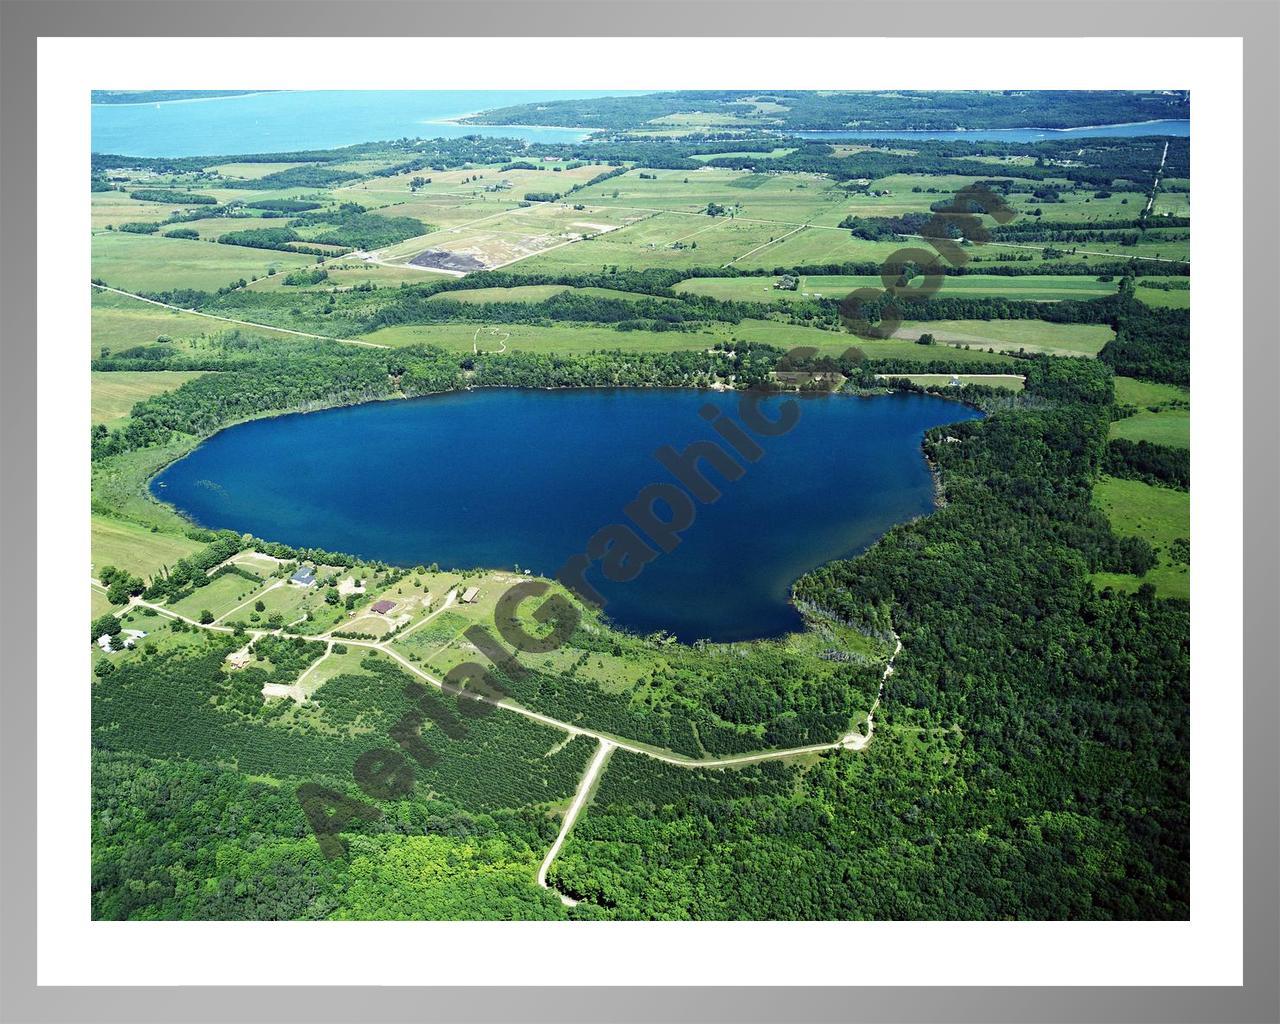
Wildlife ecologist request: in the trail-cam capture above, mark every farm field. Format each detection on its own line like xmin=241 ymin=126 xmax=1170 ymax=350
xmin=675 ymin=273 xmax=1120 ymax=304
xmin=1091 ymin=476 xmax=1190 ymax=599
xmin=356 ymin=320 xmax=731 ymax=354
xmin=1135 ymin=280 xmax=1190 ymax=309
xmin=891 ymin=319 xmax=1114 ymax=357
xmin=91 ymin=370 xmax=205 ymax=426
xmin=1110 ymin=376 xmax=1190 ymax=448
xmin=92 ymin=232 xmax=317 ymax=293
xmin=91 ymin=514 xmax=204 ymax=578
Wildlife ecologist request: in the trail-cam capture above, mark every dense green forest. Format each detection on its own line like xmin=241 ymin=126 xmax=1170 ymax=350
xmin=551 ymin=359 xmax=1188 ymax=919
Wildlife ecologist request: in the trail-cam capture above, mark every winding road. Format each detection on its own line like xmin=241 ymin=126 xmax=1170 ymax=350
xmin=93 ymin=574 xmax=900 ymax=903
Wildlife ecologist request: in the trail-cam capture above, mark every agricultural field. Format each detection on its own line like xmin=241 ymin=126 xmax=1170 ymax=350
xmin=1091 ymin=476 xmax=1190 ymax=599
xmin=1134 ymin=279 xmax=1190 ymax=309
xmin=675 ymin=273 xmax=1120 ymax=304
xmin=890 ymin=319 xmax=1115 ymax=357
xmin=1110 ymin=376 xmax=1190 ymax=448
xmin=91 ymin=514 xmax=204 ymax=578
xmin=91 ymin=370 xmax=206 ymax=426
xmin=92 ymin=231 xmax=317 ymax=293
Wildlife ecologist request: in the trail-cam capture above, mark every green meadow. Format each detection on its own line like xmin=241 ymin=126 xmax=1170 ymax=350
xmin=1092 ymin=476 xmax=1190 ymax=599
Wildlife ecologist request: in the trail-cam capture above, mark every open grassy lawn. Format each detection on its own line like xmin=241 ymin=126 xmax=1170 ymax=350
xmin=91 ymin=286 xmax=305 ymax=356
xmin=91 ymin=514 xmax=204 ymax=579
xmin=428 ymin=284 xmax=571 ymax=304
xmin=92 ymin=232 xmax=317 ymax=293
xmin=1152 ymin=190 xmax=1191 ymax=218
xmin=1091 ymin=476 xmax=1190 ymax=600
xmin=675 ymin=273 xmax=1118 ymax=304
xmin=92 ymin=192 xmax=193 ymax=231
xmin=1135 ymin=280 xmax=1190 ymax=309
xmin=153 ymin=215 xmax=286 ymax=241
xmin=358 ymin=320 xmax=728 ymax=354
xmin=245 ymin=260 xmax=449 ymax=292
xmin=91 ymin=370 xmax=205 ymax=427
xmin=207 ymin=161 xmax=319 ymax=180
xmin=92 ymin=287 xmax=219 ymax=357
xmin=92 ymin=584 xmax=121 ymax=617
xmin=891 ymin=319 xmax=1114 ymax=357
xmin=1110 ymin=376 xmax=1190 ymax=448
xmin=167 ymin=572 xmax=273 ymax=622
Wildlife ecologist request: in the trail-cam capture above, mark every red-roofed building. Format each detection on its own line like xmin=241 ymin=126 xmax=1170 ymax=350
xmin=371 ymin=599 xmax=396 ymax=615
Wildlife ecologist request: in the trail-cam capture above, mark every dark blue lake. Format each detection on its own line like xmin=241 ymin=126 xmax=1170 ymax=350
xmin=151 ymin=389 xmax=980 ymax=642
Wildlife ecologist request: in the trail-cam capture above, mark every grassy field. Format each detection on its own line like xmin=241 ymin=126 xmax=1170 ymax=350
xmin=91 ymin=286 xmax=313 ymax=358
xmin=92 ymin=232 xmax=317 ymax=293
xmin=1110 ymin=376 xmax=1190 ymax=448
xmin=1134 ymin=280 xmax=1190 ymax=309
xmin=675 ymin=274 xmax=1119 ymax=304
xmin=91 ymin=370 xmax=205 ymax=426
xmin=206 ymin=161 xmax=318 ymax=180
xmin=357 ymin=320 xmax=730 ymax=353
xmin=427 ymin=284 xmax=571 ymax=304
xmin=1091 ymin=476 xmax=1190 ymax=599
xmin=891 ymin=320 xmax=1114 ymax=357
xmin=168 ymin=573 xmax=274 ymax=622
xmin=91 ymin=514 xmax=204 ymax=579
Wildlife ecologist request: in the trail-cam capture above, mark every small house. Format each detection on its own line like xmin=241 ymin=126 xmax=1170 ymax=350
xmin=460 ymin=586 xmax=480 ymax=604
xmin=290 ymin=566 xmax=317 ymax=587
xmin=370 ymin=599 xmax=397 ymax=615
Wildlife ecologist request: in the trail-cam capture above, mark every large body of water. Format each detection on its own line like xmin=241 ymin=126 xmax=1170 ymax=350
xmin=151 ymin=388 xmax=980 ymax=642
xmin=90 ymin=90 xmax=629 ymax=157
xmin=92 ymin=89 xmax=1190 ymax=157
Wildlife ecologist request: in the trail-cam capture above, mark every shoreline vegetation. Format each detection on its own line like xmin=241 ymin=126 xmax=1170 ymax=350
xmin=89 ymin=91 xmax=1190 ymax=922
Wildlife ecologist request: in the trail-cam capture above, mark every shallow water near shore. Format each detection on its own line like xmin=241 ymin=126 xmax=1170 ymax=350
xmin=151 ymin=388 xmax=981 ymax=642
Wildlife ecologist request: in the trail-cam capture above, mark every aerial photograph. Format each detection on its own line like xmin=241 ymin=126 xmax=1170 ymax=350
xmin=88 ymin=89 xmax=1191 ymax=921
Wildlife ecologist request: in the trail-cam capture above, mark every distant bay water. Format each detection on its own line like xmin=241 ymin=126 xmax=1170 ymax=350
xmin=91 ymin=90 xmax=1190 ymax=158
xmin=90 ymin=89 xmax=635 ymax=157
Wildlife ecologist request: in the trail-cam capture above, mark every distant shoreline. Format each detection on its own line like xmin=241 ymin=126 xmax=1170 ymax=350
xmin=91 ymin=91 xmax=289 ymax=108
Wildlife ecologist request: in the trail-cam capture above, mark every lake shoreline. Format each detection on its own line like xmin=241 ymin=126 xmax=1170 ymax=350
xmin=144 ymin=384 xmax=982 ymax=643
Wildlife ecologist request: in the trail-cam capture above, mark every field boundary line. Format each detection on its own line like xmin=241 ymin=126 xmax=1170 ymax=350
xmin=91 ymin=283 xmax=391 ymax=349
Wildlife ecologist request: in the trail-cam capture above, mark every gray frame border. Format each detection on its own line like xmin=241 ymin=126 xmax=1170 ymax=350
xmin=1 ymin=2 xmax=1275 ymax=1022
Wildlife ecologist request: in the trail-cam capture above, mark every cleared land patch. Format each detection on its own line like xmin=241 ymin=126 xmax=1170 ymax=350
xmin=1091 ymin=476 xmax=1189 ymax=599
xmin=675 ymin=273 xmax=1118 ymax=304
xmin=91 ymin=515 xmax=204 ymax=579
xmin=1110 ymin=376 xmax=1190 ymax=448
xmin=92 ymin=370 xmax=206 ymax=426
xmin=891 ymin=320 xmax=1114 ymax=357
xmin=92 ymin=232 xmax=317 ymax=293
